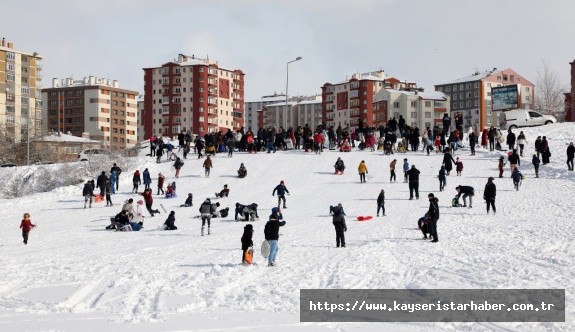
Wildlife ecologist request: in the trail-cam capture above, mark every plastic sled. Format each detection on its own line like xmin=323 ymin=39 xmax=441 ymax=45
xmin=94 ymin=195 xmax=104 ymax=203
xmin=335 ymin=170 xmax=343 ymax=175
xmin=357 ymin=216 xmax=373 ymax=221
xmin=244 ymin=248 xmax=253 ymax=265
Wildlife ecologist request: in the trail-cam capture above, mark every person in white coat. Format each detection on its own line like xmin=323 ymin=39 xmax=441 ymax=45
xmin=134 ymin=200 xmax=146 ymax=225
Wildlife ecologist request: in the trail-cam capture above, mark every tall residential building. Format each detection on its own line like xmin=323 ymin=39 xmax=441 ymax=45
xmin=374 ymin=89 xmax=450 ymax=130
xmin=435 ymin=68 xmax=535 ymax=132
xmin=244 ymin=93 xmax=289 ymax=132
xmin=565 ymin=59 xmax=575 ymax=122
xmin=0 ymin=38 xmax=43 ymax=143
xmin=262 ymin=95 xmax=322 ymax=130
xmin=322 ymin=70 xmax=417 ymax=129
xmin=142 ymin=54 xmax=245 ymax=140
xmin=42 ymin=77 xmax=139 ymax=150
xmin=137 ymin=95 xmax=145 ymax=141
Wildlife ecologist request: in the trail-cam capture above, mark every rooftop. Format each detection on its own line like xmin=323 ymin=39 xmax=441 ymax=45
xmin=35 ymin=132 xmax=101 ymax=143
xmin=436 ymin=70 xmax=499 ymax=86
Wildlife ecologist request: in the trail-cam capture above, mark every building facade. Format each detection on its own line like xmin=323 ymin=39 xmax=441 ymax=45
xmin=137 ymin=95 xmax=145 ymax=141
xmin=322 ymin=71 xmax=416 ymax=129
xmin=435 ymin=68 xmax=535 ymax=132
xmin=0 ymin=38 xmax=43 ymax=143
xmin=244 ymin=93 xmax=288 ymax=132
xmin=374 ymin=89 xmax=450 ymax=130
xmin=262 ymin=96 xmax=322 ymax=130
xmin=42 ymin=77 xmax=139 ymax=150
xmin=565 ymin=60 xmax=575 ymax=122
xmin=142 ymin=54 xmax=244 ymax=140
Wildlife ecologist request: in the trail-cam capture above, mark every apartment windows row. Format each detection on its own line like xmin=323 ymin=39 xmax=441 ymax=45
xmin=440 ymin=82 xmax=480 ymax=93
xmin=452 ymin=100 xmax=480 ymax=109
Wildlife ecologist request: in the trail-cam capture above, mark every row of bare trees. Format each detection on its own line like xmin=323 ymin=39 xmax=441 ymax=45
xmin=535 ymin=59 xmax=569 ymax=121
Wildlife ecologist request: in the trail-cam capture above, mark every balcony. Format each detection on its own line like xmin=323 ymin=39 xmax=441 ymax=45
xmin=208 ymin=108 xmax=218 ymax=115
xmin=207 ymin=117 xmax=218 ymax=126
xmin=208 ymin=98 xmax=217 ymax=105
xmin=208 ymin=79 xmax=218 ymax=86
xmin=208 ymin=88 xmax=218 ymax=96
xmin=208 ymin=69 xmax=218 ymax=77
xmin=36 ymin=63 xmax=43 ymax=71
xmin=233 ymin=111 xmax=243 ymax=119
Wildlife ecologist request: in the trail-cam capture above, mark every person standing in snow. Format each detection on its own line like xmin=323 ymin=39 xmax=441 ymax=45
xmin=264 ymin=207 xmax=286 ymax=266
xmin=512 ymin=167 xmax=523 ymax=191
xmin=157 ymin=172 xmax=165 ymax=195
xmin=484 ymin=177 xmax=496 ymax=214
xmin=438 ymin=165 xmax=446 ymax=191
xmin=173 ymin=157 xmax=184 ymax=178
xmin=498 ymin=156 xmax=506 ymax=178
xmin=508 ymin=149 xmax=521 ymax=175
xmin=426 ymin=193 xmax=439 ymax=243
xmin=111 ymin=163 xmax=122 ymax=191
xmin=109 ymin=170 xmax=118 ymax=195
xmin=377 ymin=189 xmax=385 ymax=217
xmin=407 ymin=165 xmax=420 ymax=200
xmin=20 ymin=213 xmax=36 ymax=245
xmin=96 ymin=171 xmax=107 ymax=197
xmin=272 ymin=180 xmax=290 ymax=209
xmin=402 ymin=158 xmax=409 ymax=183
xmin=389 ymin=159 xmax=397 ymax=182
xmin=468 ymin=131 xmax=477 ymax=156
xmin=455 ymin=185 xmax=474 ymax=208
xmin=506 ymin=129 xmax=516 ymax=152
xmin=83 ymin=180 xmax=94 ymax=209
xmin=541 ymin=136 xmax=550 ymax=165
xmin=132 ymin=170 xmax=141 ymax=193
xmin=156 ymin=145 xmax=164 ymax=164
xmin=203 ymin=155 xmax=213 ymax=178
xmin=241 ymin=224 xmax=254 ymax=264
xmin=358 ymin=160 xmax=368 ymax=183
xmin=105 ymin=179 xmax=113 ymax=206
xmin=199 ymin=198 xmax=215 ymax=236
xmin=567 ymin=142 xmax=574 ymax=171
xmin=455 ymin=157 xmax=464 ymax=176
xmin=331 ymin=203 xmax=347 ymax=248
xmin=517 ymin=131 xmax=527 ymax=157
xmin=143 ymin=168 xmax=152 ymax=190
xmin=442 ymin=150 xmax=456 ymax=176
xmin=535 ymin=136 xmax=542 ymax=159
xmin=532 ymin=154 xmax=541 ymax=178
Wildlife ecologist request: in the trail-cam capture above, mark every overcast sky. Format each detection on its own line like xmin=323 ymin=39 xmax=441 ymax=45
xmin=3 ymin=0 xmax=574 ymax=100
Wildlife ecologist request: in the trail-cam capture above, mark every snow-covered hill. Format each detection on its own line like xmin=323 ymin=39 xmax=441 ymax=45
xmin=0 ymin=123 xmax=574 ymax=331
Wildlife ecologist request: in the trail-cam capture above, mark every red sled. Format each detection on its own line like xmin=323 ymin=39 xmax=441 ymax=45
xmin=357 ymin=216 xmax=373 ymax=221
xmin=335 ymin=170 xmax=344 ymax=175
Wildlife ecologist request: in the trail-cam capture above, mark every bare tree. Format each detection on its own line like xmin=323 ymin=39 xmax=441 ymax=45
xmin=535 ymin=59 xmax=568 ymax=121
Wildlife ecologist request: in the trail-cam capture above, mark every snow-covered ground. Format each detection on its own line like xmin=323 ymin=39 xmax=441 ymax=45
xmin=0 ymin=123 xmax=574 ymax=331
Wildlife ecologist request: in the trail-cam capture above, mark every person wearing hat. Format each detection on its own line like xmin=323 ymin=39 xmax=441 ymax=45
xmin=121 ymin=198 xmax=136 ymax=220
xmin=484 ymin=177 xmax=496 ymax=214
xmin=241 ymin=224 xmax=254 ymax=264
xmin=132 ymin=170 xmax=142 ymax=193
xmin=407 ymin=165 xmax=420 ymax=200
xmin=511 ymin=167 xmax=523 ymax=191
xmin=82 ymin=180 xmax=94 ymax=209
xmin=264 ymin=207 xmax=286 ymax=266
xmin=389 ymin=159 xmax=397 ymax=182
xmin=272 ymin=180 xmax=290 ymax=209
xmin=508 ymin=149 xmax=521 ymax=175
xmin=216 ymin=185 xmax=230 ymax=198
xmin=358 ymin=160 xmax=368 ymax=183
xmin=199 ymin=198 xmax=215 ymax=236
xmin=238 ymin=163 xmax=247 ymax=178
xmin=331 ymin=203 xmax=347 ymax=247
xmin=426 ymin=193 xmax=440 ymax=242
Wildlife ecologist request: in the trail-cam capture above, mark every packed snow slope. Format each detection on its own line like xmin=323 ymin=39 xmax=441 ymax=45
xmin=0 ymin=123 xmax=574 ymax=332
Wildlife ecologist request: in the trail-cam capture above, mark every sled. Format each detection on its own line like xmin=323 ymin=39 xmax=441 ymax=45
xmin=284 ymin=139 xmax=294 ymax=150
xmin=261 ymin=240 xmax=271 ymax=258
xmin=244 ymin=248 xmax=253 ymax=265
xmin=335 ymin=170 xmax=343 ymax=175
xmin=94 ymin=195 xmax=104 ymax=203
xmin=357 ymin=216 xmax=373 ymax=221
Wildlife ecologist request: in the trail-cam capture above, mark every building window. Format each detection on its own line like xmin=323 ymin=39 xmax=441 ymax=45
xmin=453 ymin=85 xmax=457 ymax=91
xmin=410 ymin=101 xmax=417 ymax=108
xmin=393 ymin=102 xmax=400 ymax=108
xmin=453 ymin=95 xmax=458 ymax=101
xmin=425 ymin=112 xmax=431 ymax=118
xmin=459 ymin=102 xmax=463 ymax=108
xmin=425 ymin=101 xmax=431 ymax=107
xmin=453 ymin=103 xmax=457 ymax=109
xmin=411 ymin=112 xmax=417 ymax=118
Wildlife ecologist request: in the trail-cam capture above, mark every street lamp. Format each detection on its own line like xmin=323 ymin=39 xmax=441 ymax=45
xmin=27 ymin=51 xmax=38 ymax=166
xmin=285 ymin=56 xmax=302 ymax=130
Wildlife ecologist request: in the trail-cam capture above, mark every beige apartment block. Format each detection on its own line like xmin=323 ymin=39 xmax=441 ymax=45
xmin=42 ymin=77 xmax=139 ymax=150
xmin=0 ymin=37 xmax=43 ymax=143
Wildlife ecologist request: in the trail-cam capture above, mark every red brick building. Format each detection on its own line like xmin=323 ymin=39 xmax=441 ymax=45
xmin=565 ymin=60 xmax=575 ymax=122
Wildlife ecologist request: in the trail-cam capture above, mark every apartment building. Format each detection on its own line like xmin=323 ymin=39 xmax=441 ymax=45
xmin=42 ymin=77 xmax=139 ymax=150
xmin=565 ymin=59 xmax=575 ymax=122
xmin=435 ymin=68 xmax=535 ymax=132
xmin=137 ymin=95 xmax=145 ymax=141
xmin=374 ymin=89 xmax=450 ymax=130
xmin=244 ymin=93 xmax=289 ymax=132
xmin=322 ymin=70 xmax=417 ymax=128
xmin=142 ymin=54 xmax=245 ymax=140
xmin=0 ymin=37 xmax=43 ymax=143
xmin=262 ymin=95 xmax=322 ymax=129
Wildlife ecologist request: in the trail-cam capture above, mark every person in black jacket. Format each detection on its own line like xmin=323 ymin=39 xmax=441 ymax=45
xmin=532 ymin=154 xmax=541 ymax=178
xmin=506 ymin=129 xmax=516 ymax=152
xmin=567 ymin=142 xmax=574 ymax=171
xmin=199 ymin=198 xmax=215 ymax=236
xmin=483 ymin=177 xmax=496 ymax=214
xmin=82 ymin=180 xmax=94 ymax=209
xmin=215 ymin=184 xmax=230 ymax=198
xmin=110 ymin=163 xmax=122 ymax=191
xmin=96 ymin=171 xmax=108 ymax=197
xmin=426 ymin=193 xmax=440 ymax=242
xmin=164 ymin=211 xmax=177 ymax=230
xmin=241 ymin=224 xmax=254 ymax=264
xmin=469 ymin=131 xmax=477 ymax=156
xmin=508 ymin=149 xmax=521 ymax=175
xmin=455 ymin=185 xmax=475 ymax=208
xmin=377 ymin=189 xmax=385 ymax=217
xmin=106 ymin=210 xmax=130 ymax=230
xmin=442 ymin=151 xmax=456 ymax=176
xmin=407 ymin=165 xmax=420 ymax=200
xmin=534 ymin=136 xmax=542 ymax=159
xmin=180 ymin=193 xmax=193 ymax=207
xmin=332 ymin=203 xmax=347 ymax=247
xmin=264 ymin=207 xmax=285 ymax=266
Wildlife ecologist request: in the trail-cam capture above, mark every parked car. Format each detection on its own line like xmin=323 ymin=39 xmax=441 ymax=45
xmin=77 ymin=149 xmax=111 ymax=161
xmin=499 ymin=109 xmax=556 ymax=130
xmin=0 ymin=163 xmax=17 ymax=168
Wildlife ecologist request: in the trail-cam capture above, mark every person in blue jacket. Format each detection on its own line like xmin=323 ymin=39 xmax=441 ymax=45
xmin=511 ymin=167 xmax=523 ymax=191
xmin=402 ymin=158 xmax=409 ymax=183
xmin=272 ymin=180 xmax=290 ymax=209
xmin=143 ymin=168 xmax=152 ymax=190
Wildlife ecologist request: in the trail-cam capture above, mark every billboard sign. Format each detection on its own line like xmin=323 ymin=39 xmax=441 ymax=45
xmin=491 ymin=85 xmax=518 ymax=111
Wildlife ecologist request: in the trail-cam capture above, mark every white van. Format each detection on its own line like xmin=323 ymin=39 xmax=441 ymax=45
xmin=77 ymin=148 xmax=111 ymax=162
xmin=499 ymin=109 xmax=556 ymax=130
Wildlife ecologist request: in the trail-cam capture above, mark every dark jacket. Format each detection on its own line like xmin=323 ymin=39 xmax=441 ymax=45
xmin=200 ymin=200 xmax=215 ymax=214
xmin=508 ymin=153 xmax=520 ymax=165
xmin=143 ymin=170 xmax=152 ymax=184
xmin=377 ymin=191 xmax=385 ymax=206
xmin=272 ymin=184 xmax=289 ymax=196
xmin=264 ymin=219 xmax=285 ymax=241
xmin=97 ymin=173 xmax=108 ymax=187
xmin=443 ymin=152 xmax=456 ymax=170
xmin=133 ymin=172 xmax=141 ymax=185
xmin=164 ymin=215 xmax=176 ymax=228
xmin=115 ymin=213 xmax=130 ymax=225
xmin=427 ymin=198 xmax=440 ymax=220
xmin=235 ymin=204 xmax=247 ymax=220
xmin=512 ymin=169 xmax=522 ymax=183
xmin=111 ymin=165 xmax=122 ymax=176
xmin=174 ymin=159 xmax=184 ymax=170
xmin=458 ymin=186 xmax=475 ymax=195
xmin=532 ymin=155 xmax=540 ymax=166
xmin=438 ymin=166 xmax=446 ymax=181
xmin=82 ymin=183 xmax=94 ymax=196
xmin=535 ymin=138 xmax=541 ymax=151
xmin=506 ymin=132 xmax=516 ymax=145
xmin=407 ymin=168 xmax=420 ymax=182
xmin=241 ymin=227 xmax=253 ymax=251
xmin=567 ymin=145 xmax=575 ymax=158
xmin=484 ymin=182 xmax=496 ymax=200
xmin=184 ymin=195 xmax=193 ymax=206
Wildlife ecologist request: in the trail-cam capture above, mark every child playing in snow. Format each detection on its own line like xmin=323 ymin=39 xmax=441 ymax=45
xmin=241 ymin=224 xmax=254 ymax=264
xmin=455 ymin=157 xmax=464 ymax=176
xmin=20 ymin=213 xmax=36 ymax=245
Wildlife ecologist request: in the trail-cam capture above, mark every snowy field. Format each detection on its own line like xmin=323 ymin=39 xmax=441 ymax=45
xmin=0 ymin=123 xmax=574 ymax=331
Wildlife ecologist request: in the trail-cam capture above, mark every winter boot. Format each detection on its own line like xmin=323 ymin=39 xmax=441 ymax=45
xmin=208 ymin=227 xmax=211 ymax=235
xmin=201 ymin=227 xmax=204 ymax=236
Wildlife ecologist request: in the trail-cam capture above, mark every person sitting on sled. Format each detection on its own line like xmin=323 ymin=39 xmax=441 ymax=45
xmin=237 ymin=163 xmax=247 ymax=178
xmin=334 ymin=157 xmax=346 ymax=174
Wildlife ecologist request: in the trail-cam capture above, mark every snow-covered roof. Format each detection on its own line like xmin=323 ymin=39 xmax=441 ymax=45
xmin=246 ymin=96 xmax=287 ymax=103
xmin=36 ymin=133 xmax=101 ymax=143
xmin=265 ymin=102 xmax=297 ymax=107
xmin=385 ymin=89 xmax=447 ymax=100
xmin=436 ymin=72 xmax=493 ymax=85
xmin=298 ymin=100 xmax=322 ymax=105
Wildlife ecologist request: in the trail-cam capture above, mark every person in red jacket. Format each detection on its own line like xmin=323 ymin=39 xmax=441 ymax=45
xmin=313 ymin=132 xmax=324 ymax=153
xmin=20 ymin=213 xmax=36 ymax=245
xmin=139 ymin=188 xmax=160 ymax=217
